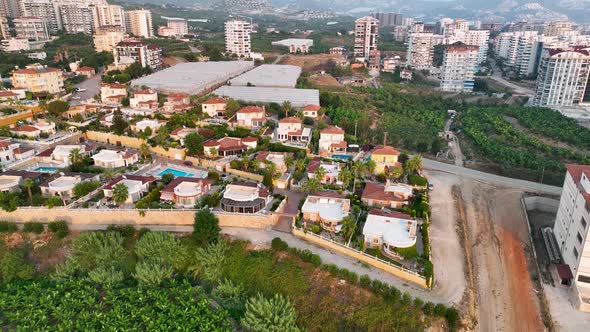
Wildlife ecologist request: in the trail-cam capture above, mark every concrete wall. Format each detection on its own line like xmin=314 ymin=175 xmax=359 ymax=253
xmin=86 ymin=131 xmax=186 ymax=160
xmin=523 ymin=196 xmax=560 ymax=213
xmin=292 ymin=227 xmax=429 ymax=289
xmin=0 ymin=208 xmax=277 ymax=229
xmin=226 ymin=167 xmax=264 ymax=182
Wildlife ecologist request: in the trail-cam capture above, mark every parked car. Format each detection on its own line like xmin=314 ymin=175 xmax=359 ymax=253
xmin=183 ymin=160 xmax=193 ymax=167
xmin=428 ymin=183 xmax=434 ymax=191
xmin=75 ymin=88 xmax=87 ymax=92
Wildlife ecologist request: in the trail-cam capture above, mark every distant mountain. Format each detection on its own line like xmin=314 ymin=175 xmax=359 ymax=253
xmin=116 ymin=0 xmax=590 ymax=23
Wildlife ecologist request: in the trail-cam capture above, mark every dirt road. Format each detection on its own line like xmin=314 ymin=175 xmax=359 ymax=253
xmin=427 ymin=170 xmax=545 ymax=332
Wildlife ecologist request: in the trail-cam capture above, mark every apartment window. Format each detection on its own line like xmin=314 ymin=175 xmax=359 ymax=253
xmin=574 ymin=247 xmax=579 ymax=259
xmin=578 ymin=232 xmax=584 ymax=244
xmin=582 ymin=217 xmax=588 ymax=229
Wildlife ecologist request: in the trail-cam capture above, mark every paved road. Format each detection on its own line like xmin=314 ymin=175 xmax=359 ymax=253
xmin=71 ymin=73 xmax=102 ymax=103
xmin=423 ymin=158 xmax=562 ymax=195
xmin=489 ymin=60 xmax=534 ymax=96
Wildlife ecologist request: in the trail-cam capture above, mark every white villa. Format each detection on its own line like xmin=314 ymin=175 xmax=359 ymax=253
xmin=160 ymin=177 xmax=213 ymax=207
xmin=103 ymin=175 xmax=155 ymax=203
xmin=9 ymin=120 xmax=56 ymax=139
xmin=0 ymin=138 xmax=35 ymax=167
xmin=319 ymin=126 xmax=346 ymax=156
xmin=0 ymin=171 xmax=42 ymax=193
xmin=130 ymin=118 xmax=166 ymax=134
xmin=130 ymin=89 xmax=158 ymax=110
xmin=276 ymin=117 xmax=311 ymax=143
xmin=306 ymin=157 xmax=343 ymax=184
xmin=302 ymin=192 xmax=350 ymax=232
xmin=36 ymin=144 xmax=94 ymax=167
xmin=92 ymin=149 xmax=139 ymax=168
xmin=40 ymin=173 xmax=100 ymax=201
xmin=255 ymin=151 xmax=293 ymax=174
xmin=221 ymin=182 xmax=271 ymax=213
xmin=363 ymin=208 xmax=417 ymax=258
xmin=236 ymin=106 xmax=266 ymax=128
xmin=201 ymin=97 xmax=227 ymax=117
xmin=100 ymin=83 xmax=127 ymax=104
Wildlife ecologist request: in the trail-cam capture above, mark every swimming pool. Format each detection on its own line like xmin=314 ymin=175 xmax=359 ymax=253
xmin=157 ymin=167 xmax=194 ymax=177
xmin=33 ymin=166 xmax=58 ymax=173
xmin=331 ymin=154 xmax=353 ymax=161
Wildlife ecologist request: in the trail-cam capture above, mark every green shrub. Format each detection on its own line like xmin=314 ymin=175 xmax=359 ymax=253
xmin=359 ymin=274 xmax=371 ymax=289
xmin=107 ymin=225 xmax=135 ymax=238
xmin=385 ymin=286 xmax=401 ymax=303
xmin=271 ymin=237 xmax=289 ymax=251
xmin=401 ymin=291 xmax=412 ymax=306
xmin=138 ymin=228 xmax=151 ymax=238
xmin=434 ymin=303 xmax=447 ymax=316
xmin=311 ymin=224 xmax=321 ymax=234
xmin=422 ymin=302 xmax=435 ymax=315
xmin=413 ymin=298 xmax=424 ymax=309
xmin=0 ymin=221 xmax=18 ymax=233
xmin=421 ymin=259 xmax=434 ymax=288
xmin=298 ymin=249 xmax=322 ymax=267
xmin=422 ymin=222 xmax=431 ymax=259
xmin=445 ymin=307 xmax=461 ymax=330
xmin=48 ymin=221 xmax=69 ymax=238
xmin=371 ymin=279 xmax=385 ymax=293
xmin=23 ymin=222 xmax=44 ymax=234
xmin=408 ymin=174 xmax=428 ymax=186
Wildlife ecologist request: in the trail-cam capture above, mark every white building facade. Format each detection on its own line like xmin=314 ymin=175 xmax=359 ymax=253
xmin=225 ymin=20 xmax=251 ymax=57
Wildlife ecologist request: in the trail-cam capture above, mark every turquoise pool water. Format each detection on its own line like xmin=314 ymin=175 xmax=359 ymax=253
xmin=157 ymin=167 xmax=194 ymax=177
xmin=331 ymin=154 xmax=353 ymax=161
xmin=33 ymin=166 xmax=58 ymax=173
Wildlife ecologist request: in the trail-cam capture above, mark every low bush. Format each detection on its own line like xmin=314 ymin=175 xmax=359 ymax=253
xmin=408 ymin=174 xmax=428 ymax=186
xmin=445 ymin=307 xmax=461 ymax=330
xmin=0 ymin=221 xmax=18 ymax=233
xmin=48 ymin=220 xmax=69 ymax=238
xmin=359 ymin=274 xmax=371 ymax=289
xmin=271 ymin=237 xmax=289 ymax=251
xmin=107 ymin=225 xmax=135 ymax=238
xmin=23 ymin=222 xmax=44 ymax=234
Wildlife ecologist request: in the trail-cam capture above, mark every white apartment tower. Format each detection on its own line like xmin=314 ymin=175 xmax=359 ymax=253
xmin=225 ymin=19 xmax=251 ymax=57
xmin=353 ymin=16 xmax=379 ymax=62
xmin=93 ymin=25 xmax=126 ymax=52
xmin=19 ymin=0 xmax=61 ymax=33
xmin=533 ymin=47 xmax=590 ymax=107
xmin=407 ymin=32 xmax=435 ymax=70
xmin=447 ymin=29 xmax=489 ymax=64
xmin=56 ymin=3 xmax=94 ymax=34
xmin=13 ymin=16 xmax=50 ymax=41
xmin=0 ymin=16 xmax=10 ymax=39
xmin=125 ymin=9 xmax=153 ymax=38
xmin=91 ymin=4 xmax=125 ymax=30
xmin=440 ymin=43 xmax=479 ymax=92
xmin=554 ymin=165 xmax=590 ymax=311
xmin=167 ymin=18 xmax=188 ymax=36
xmin=0 ymin=0 xmax=20 ymax=17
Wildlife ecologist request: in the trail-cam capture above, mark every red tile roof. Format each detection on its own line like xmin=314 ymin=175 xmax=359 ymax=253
xmin=371 ymin=145 xmax=399 ymax=156
xmin=279 ymin=116 xmax=301 ymax=124
xmin=368 ymin=208 xmax=412 ymax=219
xmin=12 ymin=66 xmax=61 ymax=74
xmin=11 ymin=125 xmax=38 ymax=132
xmin=566 ymin=164 xmax=590 ymax=205
xmin=36 ymin=148 xmax=55 ymax=157
xmin=304 ymin=104 xmax=321 ymax=111
xmin=0 ymin=91 xmax=18 ymax=97
xmin=204 ymin=137 xmax=246 ymax=151
xmin=101 ymin=83 xmax=127 ymax=89
xmin=362 ymin=182 xmax=405 ymax=202
xmin=161 ymin=177 xmax=214 ymax=194
xmin=242 ymin=136 xmax=258 ymax=142
xmin=238 ymin=106 xmax=264 ymax=114
xmin=321 ymin=126 xmax=345 ymax=135
xmin=330 ymin=141 xmax=347 ymax=149
xmin=203 ymin=97 xmax=226 ymax=104
xmin=134 ymin=89 xmax=156 ymax=95
xmin=310 ymin=191 xmax=345 ymax=199
xmin=77 ymin=66 xmax=95 ymax=72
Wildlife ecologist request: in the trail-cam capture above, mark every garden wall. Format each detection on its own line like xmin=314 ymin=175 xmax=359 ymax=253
xmin=292 ymin=227 xmax=429 ymax=289
xmin=1 ymin=208 xmax=277 ymax=229
xmin=86 ymin=131 xmax=186 ymax=160
xmin=522 ymin=196 xmax=559 ymax=213
xmin=226 ymin=168 xmax=264 ymax=182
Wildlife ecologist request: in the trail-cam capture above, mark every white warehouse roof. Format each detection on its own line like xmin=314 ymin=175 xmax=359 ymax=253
xmin=130 ymin=61 xmax=255 ymax=95
xmin=228 ymin=64 xmax=302 ymax=88
xmin=213 ymin=86 xmax=320 ymax=107
xmin=271 ymin=38 xmax=313 ymax=48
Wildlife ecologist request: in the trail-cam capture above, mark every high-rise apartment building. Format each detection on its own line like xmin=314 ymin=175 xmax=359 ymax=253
xmin=19 ymin=0 xmax=61 ymax=33
xmin=0 ymin=0 xmax=20 ymax=17
xmin=114 ymin=39 xmax=161 ymax=70
xmin=57 ymin=3 xmax=93 ymax=34
xmin=11 ymin=63 xmax=64 ymax=93
xmin=354 ymin=16 xmax=379 ymax=63
xmin=407 ymin=32 xmax=435 ymax=70
xmin=545 ymin=21 xmax=573 ymax=37
xmin=93 ymin=25 xmax=125 ymax=52
xmin=371 ymin=12 xmax=402 ymax=27
xmin=125 ymin=9 xmax=153 ymax=38
xmin=0 ymin=16 xmax=10 ymax=39
xmin=553 ymin=164 xmax=590 ymax=311
xmin=14 ymin=16 xmax=49 ymax=41
xmin=91 ymin=4 xmax=125 ymax=30
xmin=446 ymin=29 xmax=489 ymax=64
xmin=533 ymin=47 xmax=590 ymax=107
xmin=225 ymin=19 xmax=251 ymax=57
xmin=166 ymin=17 xmax=188 ymax=36
xmin=440 ymin=43 xmax=479 ymax=92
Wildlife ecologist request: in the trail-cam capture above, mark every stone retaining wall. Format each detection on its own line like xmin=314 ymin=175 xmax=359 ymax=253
xmin=523 ymin=196 xmax=559 ymax=213
xmin=0 ymin=208 xmax=277 ymax=229
xmin=292 ymin=228 xmax=429 ymax=289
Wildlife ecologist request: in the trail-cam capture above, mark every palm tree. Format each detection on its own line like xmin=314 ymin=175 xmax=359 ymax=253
xmin=302 ymin=177 xmax=321 ymax=194
xmin=389 ymin=167 xmax=403 ymax=179
xmin=404 ymin=155 xmax=423 ymax=173
xmin=338 ymin=168 xmax=351 ymax=191
xmin=282 ymin=101 xmax=292 ymax=118
xmin=112 ymin=183 xmax=129 ymax=205
xmin=341 ymin=215 xmax=357 ymax=245
xmin=314 ymin=166 xmax=327 ymax=184
xmin=21 ymin=179 xmax=35 ymax=204
xmin=285 ymin=155 xmax=294 ymax=169
xmin=103 ymin=168 xmax=116 ymax=180
xmin=69 ymin=148 xmax=84 ymax=167
xmin=294 ymin=159 xmax=306 ymax=173
xmin=241 ymin=293 xmax=299 ymax=332
xmin=350 ymin=161 xmax=368 ymax=191
xmin=366 ymin=159 xmax=377 ymax=175
xmin=139 ymin=143 xmax=150 ymax=160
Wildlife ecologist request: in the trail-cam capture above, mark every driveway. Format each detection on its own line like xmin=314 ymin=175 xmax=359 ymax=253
xmin=71 ymin=73 xmax=102 ymax=103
